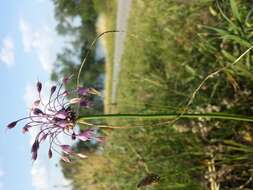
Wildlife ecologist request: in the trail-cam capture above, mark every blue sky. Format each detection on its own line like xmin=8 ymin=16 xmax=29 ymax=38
xmin=0 ymin=0 xmax=72 ymax=189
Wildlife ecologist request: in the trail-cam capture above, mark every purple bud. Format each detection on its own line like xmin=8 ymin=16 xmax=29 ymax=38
xmin=37 ymin=81 xmax=42 ymax=93
xmin=32 ymin=151 xmax=38 ymax=161
xmin=61 ymin=156 xmax=71 ymax=163
xmin=78 ymin=129 xmax=93 ymax=141
xmin=50 ymin=85 xmax=56 ymax=95
xmin=80 ymin=99 xmax=91 ymax=108
xmin=7 ymin=121 xmax=17 ymax=129
xmin=31 ymin=140 xmax=39 ymax=153
xmin=63 ymin=76 xmax=71 ymax=84
xmin=48 ymin=149 xmax=52 ymax=159
xmin=33 ymin=108 xmax=44 ymax=115
xmin=60 ymin=145 xmax=73 ymax=154
xmin=22 ymin=124 xmax=31 ymax=134
xmin=77 ymin=87 xmax=89 ymax=95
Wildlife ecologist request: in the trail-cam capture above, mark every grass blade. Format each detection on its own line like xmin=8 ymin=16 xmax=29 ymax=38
xmin=230 ymin=0 xmax=241 ymax=23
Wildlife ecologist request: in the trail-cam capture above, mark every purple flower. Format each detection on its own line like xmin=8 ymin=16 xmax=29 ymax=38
xmin=6 ymin=78 xmax=102 ymax=162
xmin=7 ymin=121 xmax=17 ymax=129
xmin=78 ymin=129 xmax=93 ymax=141
xmin=22 ymin=124 xmax=31 ymax=134
xmin=78 ymin=129 xmax=104 ymax=143
xmin=50 ymin=85 xmax=56 ymax=95
xmin=61 ymin=156 xmax=71 ymax=163
xmin=36 ymin=81 xmax=42 ymax=93
xmin=77 ymin=87 xmax=90 ymax=95
xmin=60 ymin=145 xmax=73 ymax=154
xmin=80 ymin=99 xmax=91 ymax=108
xmin=48 ymin=149 xmax=53 ymax=159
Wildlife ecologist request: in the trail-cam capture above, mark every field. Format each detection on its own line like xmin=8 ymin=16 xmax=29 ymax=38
xmin=62 ymin=1 xmax=253 ymax=189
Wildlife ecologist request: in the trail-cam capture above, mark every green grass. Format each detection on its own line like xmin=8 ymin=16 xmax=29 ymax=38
xmin=100 ymin=1 xmax=211 ymax=189
xmin=62 ymin=0 xmax=253 ymax=189
xmin=102 ymin=0 xmax=253 ymax=189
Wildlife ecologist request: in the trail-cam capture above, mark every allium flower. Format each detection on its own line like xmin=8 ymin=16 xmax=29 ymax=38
xmin=6 ymin=77 xmax=102 ymax=162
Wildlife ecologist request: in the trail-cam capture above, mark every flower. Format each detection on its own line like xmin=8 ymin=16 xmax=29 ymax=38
xmin=6 ymin=77 xmax=102 ymax=162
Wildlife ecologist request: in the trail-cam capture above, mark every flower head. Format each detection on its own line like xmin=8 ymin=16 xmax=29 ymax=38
xmin=6 ymin=77 xmax=102 ymax=162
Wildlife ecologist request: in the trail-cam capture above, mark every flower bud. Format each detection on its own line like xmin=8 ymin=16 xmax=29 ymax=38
xmin=50 ymin=85 xmax=56 ymax=95
xmin=61 ymin=156 xmax=71 ymax=163
xmin=33 ymin=108 xmax=44 ymax=115
xmin=22 ymin=124 xmax=31 ymax=134
xmin=32 ymin=151 xmax=38 ymax=161
xmin=31 ymin=140 xmax=39 ymax=153
xmin=80 ymin=99 xmax=91 ymax=108
xmin=37 ymin=81 xmax=42 ymax=93
xmin=48 ymin=149 xmax=53 ymax=159
xmin=60 ymin=145 xmax=73 ymax=154
xmin=7 ymin=121 xmax=17 ymax=129
xmin=77 ymin=87 xmax=89 ymax=95
xmin=78 ymin=129 xmax=93 ymax=141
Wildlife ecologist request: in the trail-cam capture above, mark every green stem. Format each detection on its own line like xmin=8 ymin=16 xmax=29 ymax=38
xmin=77 ymin=112 xmax=253 ymax=123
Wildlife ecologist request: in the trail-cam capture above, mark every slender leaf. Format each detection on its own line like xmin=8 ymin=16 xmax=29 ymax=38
xmin=230 ymin=0 xmax=241 ymax=23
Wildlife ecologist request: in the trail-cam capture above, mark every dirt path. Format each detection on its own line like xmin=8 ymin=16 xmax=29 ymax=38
xmin=111 ymin=0 xmax=132 ymax=104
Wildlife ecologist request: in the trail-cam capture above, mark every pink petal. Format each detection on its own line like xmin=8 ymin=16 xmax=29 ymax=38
xmin=78 ymin=136 xmax=89 ymax=141
xmin=78 ymin=129 xmax=93 ymax=141
xmin=61 ymin=156 xmax=71 ymax=163
xmin=56 ymin=120 xmax=68 ymax=128
xmin=60 ymin=145 xmax=73 ymax=154
xmin=55 ymin=110 xmax=67 ymax=119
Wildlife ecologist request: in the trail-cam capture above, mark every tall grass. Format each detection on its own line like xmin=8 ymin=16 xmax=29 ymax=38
xmin=61 ymin=0 xmax=253 ymax=189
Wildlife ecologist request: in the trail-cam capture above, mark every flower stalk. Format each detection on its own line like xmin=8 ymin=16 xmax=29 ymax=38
xmin=77 ymin=112 xmax=253 ymax=126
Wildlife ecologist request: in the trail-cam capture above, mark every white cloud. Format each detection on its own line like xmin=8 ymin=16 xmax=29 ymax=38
xmin=0 ymin=36 xmax=15 ymax=66
xmin=31 ymin=161 xmax=50 ymax=190
xmin=19 ymin=18 xmax=56 ymax=72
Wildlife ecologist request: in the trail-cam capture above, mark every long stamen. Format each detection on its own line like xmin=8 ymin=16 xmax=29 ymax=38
xmin=16 ymin=116 xmax=43 ymax=123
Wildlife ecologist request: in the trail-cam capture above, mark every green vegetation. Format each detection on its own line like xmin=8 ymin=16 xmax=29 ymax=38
xmin=54 ymin=0 xmax=253 ymax=189
xmin=109 ymin=0 xmax=253 ymax=189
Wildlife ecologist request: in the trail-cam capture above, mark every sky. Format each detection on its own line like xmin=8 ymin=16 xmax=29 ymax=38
xmin=0 ymin=0 xmax=72 ymax=190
